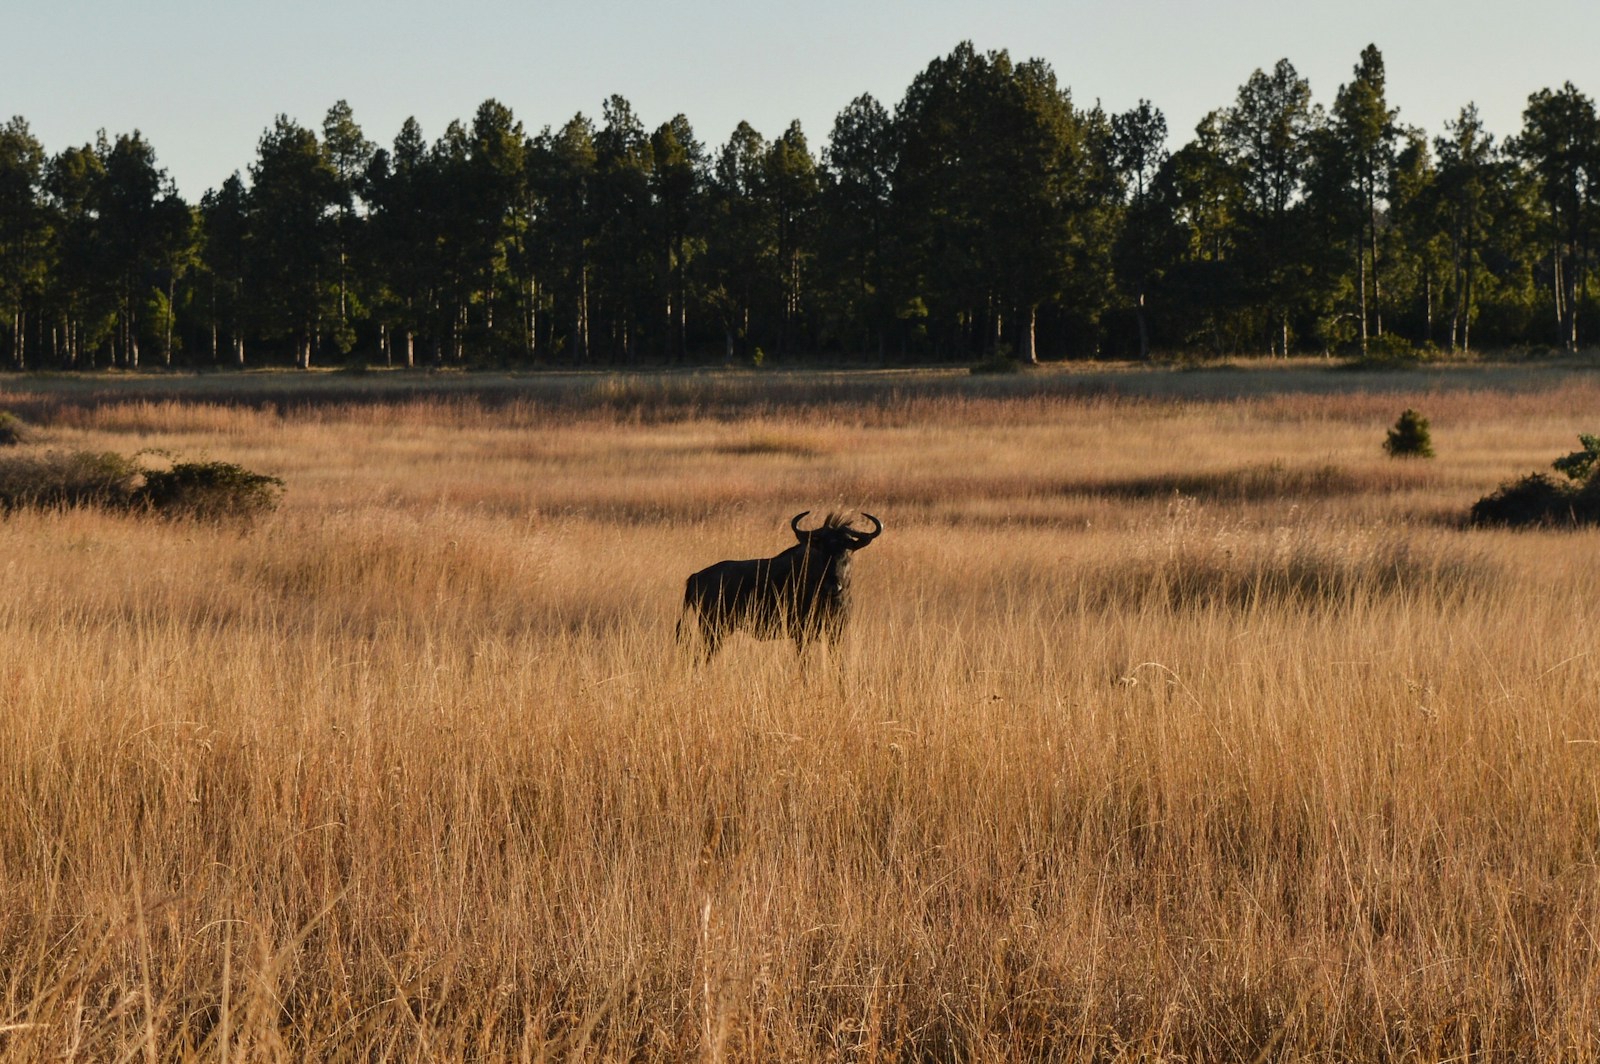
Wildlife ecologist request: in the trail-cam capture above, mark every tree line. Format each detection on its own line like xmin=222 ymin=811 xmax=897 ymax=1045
xmin=1 ymin=42 xmax=1597 ymax=370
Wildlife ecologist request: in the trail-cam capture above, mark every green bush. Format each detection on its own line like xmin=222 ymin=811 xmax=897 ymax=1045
xmin=1371 ymin=334 xmax=1419 ymax=359
xmin=0 ymin=450 xmax=283 ymax=523
xmin=1469 ymin=473 xmax=1583 ymax=527
xmin=0 ymin=412 xmax=33 ymax=447
xmin=970 ymin=355 xmax=1024 ymax=375
xmin=1344 ymin=334 xmax=1435 ymax=369
xmin=0 ymin=450 xmax=143 ymax=511
xmin=1471 ymin=434 xmax=1600 ymax=527
xmin=1384 ymin=408 xmax=1434 ymax=458
xmin=134 ymin=460 xmax=285 ymax=522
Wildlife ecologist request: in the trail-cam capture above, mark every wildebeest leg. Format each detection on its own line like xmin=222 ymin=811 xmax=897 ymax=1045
xmin=792 ymin=632 xmax=815 ymax=682
xmin=677 ymin=609 xmax=719 ymax=664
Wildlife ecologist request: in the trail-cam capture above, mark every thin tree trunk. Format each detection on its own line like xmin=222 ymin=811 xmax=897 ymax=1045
xmin=528 ymin=276 xmax=538 ymax=361
xmin=1567 ymin=243 xmax=1582 ymax=351
xmin=1370 ymin=196 xmax=1383 ymax=339
xmin=1553 ymin=240 xmax=1565 ymax=342
xmin=165 ymin=276 xmax=176 ymax=366
xmin=582 ymin=264 xmax=595 ymax=361
xmin=1450 ymin=237 xmax=1464 ymax=351
xmin=1357 ymin=230 xmax=1369 ymax=356
xmin=1579 ymin=237 xmax=1591 ymax=352
xmin=1424 ymin=270 xmax=1433 ymax=346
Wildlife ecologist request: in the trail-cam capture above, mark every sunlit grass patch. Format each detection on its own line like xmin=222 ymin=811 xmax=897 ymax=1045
xmin=1071 ymin=460 xmax=1383 ymax=502
xmin=1090 ymin=519 xmax=1499 ymax=612
xmin=712 ymin=426 xmax=838 ymax=458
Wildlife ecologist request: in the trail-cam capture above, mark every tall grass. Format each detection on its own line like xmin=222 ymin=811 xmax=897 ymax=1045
xmin=2 ymin=365 xmax=1599 ymax=1060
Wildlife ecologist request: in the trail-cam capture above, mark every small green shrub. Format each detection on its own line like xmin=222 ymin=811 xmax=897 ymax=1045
xmin=1344 ymin=334 xmax=1434 ymax=369
xmin=1371 ymin=334 xmax=1419 ymax=358
xmin=970 ymin=355 xmax=1023 ymax=375
xmin=0 ymin=412 xmax=33 ymax=447
xmin=1471 ymin=433 xmax=1600 ymax=527
xmin=0 ymin=450 xmax=143 ymax=510
xmin=1384 ymin=408 xmax=1434 ymax=458
xmin=0 ymin=450 xmax=283 ymax=523
xmin=135 ymin=460 xmax=285 ymax=522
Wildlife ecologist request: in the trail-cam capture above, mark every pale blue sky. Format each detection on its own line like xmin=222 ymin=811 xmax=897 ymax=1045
xmin=6 ymin=0 xmax=1596 ymax=199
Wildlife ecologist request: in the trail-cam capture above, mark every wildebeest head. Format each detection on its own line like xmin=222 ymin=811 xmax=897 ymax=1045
xmin=789 ymin=509 xmax=883 ymax=555
xmin=678 ymin=509 xmax=882 ymax=659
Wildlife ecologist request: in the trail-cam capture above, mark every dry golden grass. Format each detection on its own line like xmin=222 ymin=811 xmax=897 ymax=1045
xmin=3 ymin=363 xmax=1600 ymax=1060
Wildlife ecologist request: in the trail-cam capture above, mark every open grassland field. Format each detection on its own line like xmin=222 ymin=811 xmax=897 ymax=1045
xmin=4 ymin=361 xmax=1600 ymax=1061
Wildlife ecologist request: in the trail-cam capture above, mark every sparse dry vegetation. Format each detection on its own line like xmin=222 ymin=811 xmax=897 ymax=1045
xmin=2 ymin=363 xmax=1599 ymax=1061
xmin=0 ymin=449 xmax=282 ymax=522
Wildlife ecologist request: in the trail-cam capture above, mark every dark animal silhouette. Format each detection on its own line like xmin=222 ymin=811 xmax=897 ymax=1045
xmin=678 ymin=511 xmax=883 ymax=659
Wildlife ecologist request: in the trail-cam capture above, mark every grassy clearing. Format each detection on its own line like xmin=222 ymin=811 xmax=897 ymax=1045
xmin=2 ymin=363 xmax=1599 ymax=1060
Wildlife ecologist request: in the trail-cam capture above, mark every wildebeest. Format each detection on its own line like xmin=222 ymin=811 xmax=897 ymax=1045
xmin=678 ymin=510 xmax=883 ymax=659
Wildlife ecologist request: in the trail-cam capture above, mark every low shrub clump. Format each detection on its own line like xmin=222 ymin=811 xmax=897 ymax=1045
xmin=970 ymin=355 xmax=1024 ymax=375
xmin=0 ymin=411 xmax=34 ymax=446
xmin=135 ymin=459 xmax=285 ymax=522
xmin=1472 ymin=434 xmax=1600 ymax=527
xmin=0 ymin=450 xmax=282 ymax=522
xmin=0 ymin=450 xmax=143 ymax=510
xmin=1470 ymin=472 xmax=1591 ymax=527
xmin=1344 ymin=334 xmax=1438 ymax=369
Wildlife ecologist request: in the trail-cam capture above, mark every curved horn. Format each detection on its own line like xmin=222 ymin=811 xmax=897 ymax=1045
xmin=790 ymin=510 xmax=813 ymax=540
xmin=850 ymin=512 xmax=883 ymax=545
